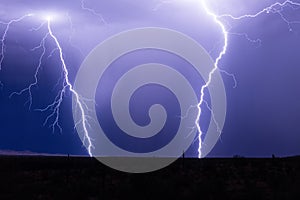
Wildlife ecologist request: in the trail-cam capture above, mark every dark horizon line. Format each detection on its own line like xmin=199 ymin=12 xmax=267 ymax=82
xmin=0 ymin=150 xmax=299 ymax=159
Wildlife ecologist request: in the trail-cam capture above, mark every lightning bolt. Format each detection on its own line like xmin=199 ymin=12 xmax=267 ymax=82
xmin=80 ymin=0 xmax=107 ymax=25
xmin=218 ymin=0 xmax=300 ymax=31
xmin=0 ymin=14 xmax=33 ymax=70
xmin=0 ymin=1 xmax=109 ymax=157
xmin=2 ymin=1 xmax=299 ymax=159
xmin=1 ymin=14 xmax=94 ymax=157
xmin=66 ymin=13 xmax=84 ymax=57
xmin=41 ymin=18 xmax=94 ymax=156
xmin=9 ymin=30 xmax=48 ymax=109
xmin=197 ymin=0 xmax=300 ymax=158
xmin=195 ymin=1 xmax=228 ymax=158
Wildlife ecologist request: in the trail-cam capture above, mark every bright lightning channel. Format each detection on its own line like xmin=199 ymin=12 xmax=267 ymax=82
xmin=195 ymin=1 xmax=228 ymax=158
xmin=198 ymin=0 xmax=300 ymax=158
xmin=1 ymin=14 xmax=94 ymax=157
xmin=2 ymin=1 xmax=299 ymax=159
xmin=45 ymin=17 xmax=94 ymax=156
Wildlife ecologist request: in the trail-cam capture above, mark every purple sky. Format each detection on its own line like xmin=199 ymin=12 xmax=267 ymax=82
xmin=0 ymin=0 xmax=300 ymax=157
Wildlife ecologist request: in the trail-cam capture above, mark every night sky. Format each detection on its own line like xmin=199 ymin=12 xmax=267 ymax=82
xmin=0 ymin=0 xmax=300 ymax=157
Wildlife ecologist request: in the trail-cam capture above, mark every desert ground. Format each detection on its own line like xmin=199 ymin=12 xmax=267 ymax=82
xmin=0 ymin=155 xmax=300 ymax=199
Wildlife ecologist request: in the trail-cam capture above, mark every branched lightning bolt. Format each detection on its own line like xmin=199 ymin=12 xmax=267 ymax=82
xmin=2 ymin=1 xmax=299 ymax=159
xmin=66 ymin=13 xmax=84 ymax=57
xmin=219 ymin=69 xmax=237 ymax=88
xmin=0 ymin=2 xmax=108 ymax=157
xmin=197 ymin=0 xmax=300 ymax=158
xmin=195 ymin=1 xmax=228 ymax=158
xmin=40 ymin=18 xmax=93 ymax=156
xmin=10 ymin=29 xmax=48 ymax=109
xmin=0 ymin=14 xmax=33 ymax=70
xmin=218 ymin=0 xmax=300 ymax=31
xmin=1 ymin=14 xmax=94 ymax=156
xmin=80 ymin=0 xmax=107 ymax=25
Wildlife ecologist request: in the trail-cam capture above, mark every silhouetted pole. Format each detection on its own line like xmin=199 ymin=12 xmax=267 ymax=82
xmin=182 ymin=151 xmax=185 ymax=170
xmin=66 ymin=153 xmax=70 ymax=185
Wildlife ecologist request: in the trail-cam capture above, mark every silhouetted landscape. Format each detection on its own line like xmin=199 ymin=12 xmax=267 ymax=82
xmin=1 ymin=155 xmax=300 ymax=199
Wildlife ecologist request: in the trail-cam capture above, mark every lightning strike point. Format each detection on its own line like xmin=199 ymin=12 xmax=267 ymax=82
xmin=2 ymin=0 xmax=300 ymax=160
xmin=46 ymin=19 xmax=94 ymax=157
xmin=5 ymin=13 xmax=94 ymax=157
xmin=195 ymin=1 xmax=229 ymax=158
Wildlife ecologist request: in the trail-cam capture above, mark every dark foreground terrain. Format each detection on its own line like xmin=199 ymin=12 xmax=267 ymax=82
xmin=0 ymin=155 xmax=300 ymax=199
